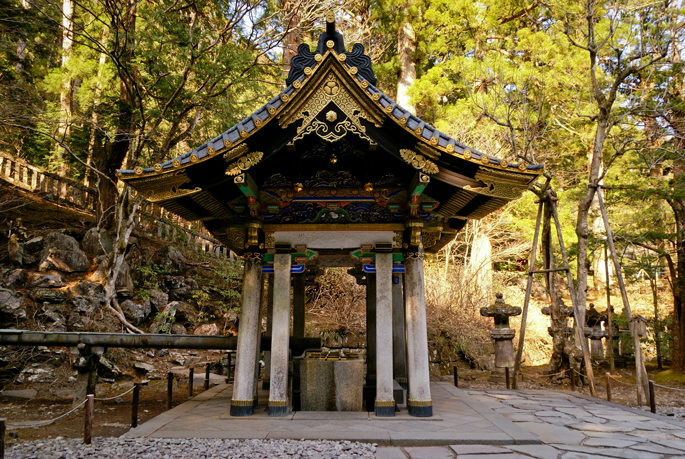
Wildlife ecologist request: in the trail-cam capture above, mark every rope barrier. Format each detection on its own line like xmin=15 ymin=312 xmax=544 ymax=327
xmin=94 ymin=385 xmax=136 ymax=401
xmin=519 ymin=369 xmax=569 ymax=379
xmin=607 ymin=374 xmax=639 ymax=386
xmin=652 ymin=382 xmax=685 ymax=393
xmin=7 ymin=399 xmax=87 ymax=430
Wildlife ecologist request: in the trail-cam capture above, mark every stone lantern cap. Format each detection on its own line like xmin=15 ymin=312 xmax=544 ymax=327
xmin=541 ymin=297 xmax=574 ymax=319
xmin=586 ymin=303 xmax=607 ymax=327
xmin=480 ymin=293 xmax=521 ymax=328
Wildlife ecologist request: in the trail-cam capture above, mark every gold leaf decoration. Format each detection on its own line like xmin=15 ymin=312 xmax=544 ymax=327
xmin=226 ymin=151 xmax=264 ymax=176
xmin=223 ymin=143 xmax=249 ymax=161
xmin=283 ymin=72 xmax=380 ymax=145
xmin=133 ymin=170 xmax=201 ymax=202
xmin=399 ymin=149 xmax=439 ymax=175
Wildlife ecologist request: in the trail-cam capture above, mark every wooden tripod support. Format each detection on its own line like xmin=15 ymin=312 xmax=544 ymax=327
xmin=512 ymin=187 xmax=596 ymax=396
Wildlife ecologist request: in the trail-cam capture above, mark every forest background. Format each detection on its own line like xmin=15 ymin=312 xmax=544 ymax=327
xmin=0 ymin=0 xmax=684 ymax=376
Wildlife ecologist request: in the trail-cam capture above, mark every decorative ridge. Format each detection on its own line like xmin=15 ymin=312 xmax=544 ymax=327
xmin=286 ymin=42 xmax=377 ymax=88
xmin=118 ymin=20 xmax=542 ymax=179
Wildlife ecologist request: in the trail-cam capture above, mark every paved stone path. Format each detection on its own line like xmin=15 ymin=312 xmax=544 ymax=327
xmin=125 ymin=383 xmax=685 ymax=458
xmin=125 ymin=382 xmax=538 ymax=445
xmin=377 ymin=389 xmax=685 ymax=458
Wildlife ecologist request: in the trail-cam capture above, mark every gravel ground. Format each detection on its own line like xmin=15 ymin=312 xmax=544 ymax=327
xmin=6 ymin=438 xmax=378 ymax=459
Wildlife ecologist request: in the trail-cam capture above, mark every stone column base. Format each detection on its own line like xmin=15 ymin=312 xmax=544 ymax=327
xmin=230 ymin=399 xmax=255 ymax=417
xmin=408 ymin=399 xmax=432 ymax=417
xmin=375 ymin=399 xmax=395 ymax=417
xmin=267 ymin=399 xmax=288 ymax=417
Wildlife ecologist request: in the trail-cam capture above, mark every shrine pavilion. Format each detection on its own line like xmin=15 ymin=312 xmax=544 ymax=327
xmin=118 ymin=16 xmax=543 ymax=418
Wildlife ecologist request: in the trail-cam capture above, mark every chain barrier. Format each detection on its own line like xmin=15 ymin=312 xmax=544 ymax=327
xmin=94 ymin=385 xmax=137 ymax=401
xmin=7 ymin=399 xmax=87 ymax=430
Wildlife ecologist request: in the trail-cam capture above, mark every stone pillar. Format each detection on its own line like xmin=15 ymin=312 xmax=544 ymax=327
xmin=253 ymin=274 xmax=267 ymax=407
xmin=293 ymin=273 xmax=305 ymax=337
xmin=375 ymin=253 xmax=395 ymax=416
xmin=404 ymin=255 xmax=432 ymax=417
xmin=230 ymin=256 xmax=262 ymax=416
xmin=392 ymin=274 xmax=408 ymax=389
xmin=365 ymin=273 xmax=376 ymax=411
xmin=263 ymin=274 xmax=274 ymax=390
xmin=268 ymin=252 xmax=292 ymax=416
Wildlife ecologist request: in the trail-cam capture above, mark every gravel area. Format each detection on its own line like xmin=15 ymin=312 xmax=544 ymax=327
xmin=6 ymin=438 xmax=378 ymax=459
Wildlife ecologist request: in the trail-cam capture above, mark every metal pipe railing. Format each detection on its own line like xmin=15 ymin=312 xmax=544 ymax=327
xmin=0 ymin=330 xmax=320 ymax=354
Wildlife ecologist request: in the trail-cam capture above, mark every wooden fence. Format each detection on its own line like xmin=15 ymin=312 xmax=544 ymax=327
xmin=0 ymin=153 xmax=232 ymax=259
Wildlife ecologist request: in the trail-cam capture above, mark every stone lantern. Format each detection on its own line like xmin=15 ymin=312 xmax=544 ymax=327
xmin=584 ymin=304 xmax=608 ymax=359
xmin=480 ymin=293 xmax=522 ymax=368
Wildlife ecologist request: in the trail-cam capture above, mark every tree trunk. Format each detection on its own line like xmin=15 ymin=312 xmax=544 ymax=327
xmin=650 ymin=273 xmax=663 ymax=370
xmin=84 ymin=37 xmax=108 ymax=187
xmin=575 ymin=113 xmax=608 ymax=325
xmin=282 ymin=0 xmax=301 ymax=80
xmin=96 ymin=1 xmax=136 ymax=230
xmin=55 ymin=0 xmax=74 ymax=177
xmin=543 ymin=198 xmax=567 ymax=374
xmin=397 ymin=2 xmax=416 ymax=114
xmin=668 ymin=190 xmax=685 ymax=371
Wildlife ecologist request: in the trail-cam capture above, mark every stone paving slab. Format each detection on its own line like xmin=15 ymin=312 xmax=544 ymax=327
xmin=124 ymin=381 xmax=685 ymax=459
xmin=124 ymin=382 xmax=540 ymax=446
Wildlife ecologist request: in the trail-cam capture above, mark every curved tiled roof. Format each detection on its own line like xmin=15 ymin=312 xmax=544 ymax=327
xmin=118 ymin=35 xmax=542 ymax=179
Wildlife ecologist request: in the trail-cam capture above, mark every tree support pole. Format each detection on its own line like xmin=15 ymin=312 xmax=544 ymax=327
xmin=596 ymin=187 xmax=649 ymax=403
xmin=550 ymin=200 xmax=596 ymax=396
xmin=512 ymin=200 xmax=544 ymax=389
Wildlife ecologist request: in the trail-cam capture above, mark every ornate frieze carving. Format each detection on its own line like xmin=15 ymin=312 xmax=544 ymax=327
xmin=226 ymin=151 xmax=264 ymax=176
xmin=399 ymin=149 xmax=439 ymax=175
xmin=283 ymin=71 xmax=381 ymax=146
xmin=462 ymin=167 xmax=530 ymax=199
xmin=132 ymin=170 xmax=201 ymax=203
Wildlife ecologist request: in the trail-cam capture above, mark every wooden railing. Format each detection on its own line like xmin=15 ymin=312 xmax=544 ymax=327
xmin=0 ymin=152 xmax=232 ymax=259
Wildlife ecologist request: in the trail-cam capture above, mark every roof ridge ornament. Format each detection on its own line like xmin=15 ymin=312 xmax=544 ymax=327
xmin=285 ymin=15 xmax=377 ymax=87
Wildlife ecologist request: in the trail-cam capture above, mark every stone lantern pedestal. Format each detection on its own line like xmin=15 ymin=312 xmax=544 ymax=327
xmin=480 ymin=293 xmax=521 ymax=369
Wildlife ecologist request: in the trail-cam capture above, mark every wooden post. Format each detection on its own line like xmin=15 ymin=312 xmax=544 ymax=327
xmin=605 ymin=244 xmax=615 ymax=373
xmin=606 ymin=373 xmax=612 ymax=402
xmin=512 ymin=200 xmax=544 ymax=388
xmin=204 ymin=363 xmax=210 ymax=391
xmin=1 ymin=418 xmax=5 ymax=459
xmin=505 ymin=367 xmax=511 ymax=389
xmin=131 ymin=383 xmax=140 ymax=428
xmin=649 ymin=380 xmax=656 ymax=414
xmin=167 ymin=373 xmax=173 ymax=410
xmin=188 ymin=368 xmax=194 ymax=398
xmin=596 ymin=187 xmax=649 ymax=403
xmin=569 ymin=369 xmax=575 ymax=391
xmin=453 ymin=365 xmax=458 ymax=388
xmin=84 ymin=394 xmax=94 ymax=445
xmin=227 ymin=352 xmax=233 ymax=383
xmin=550 ymin=202 xmax=596 ymax=396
